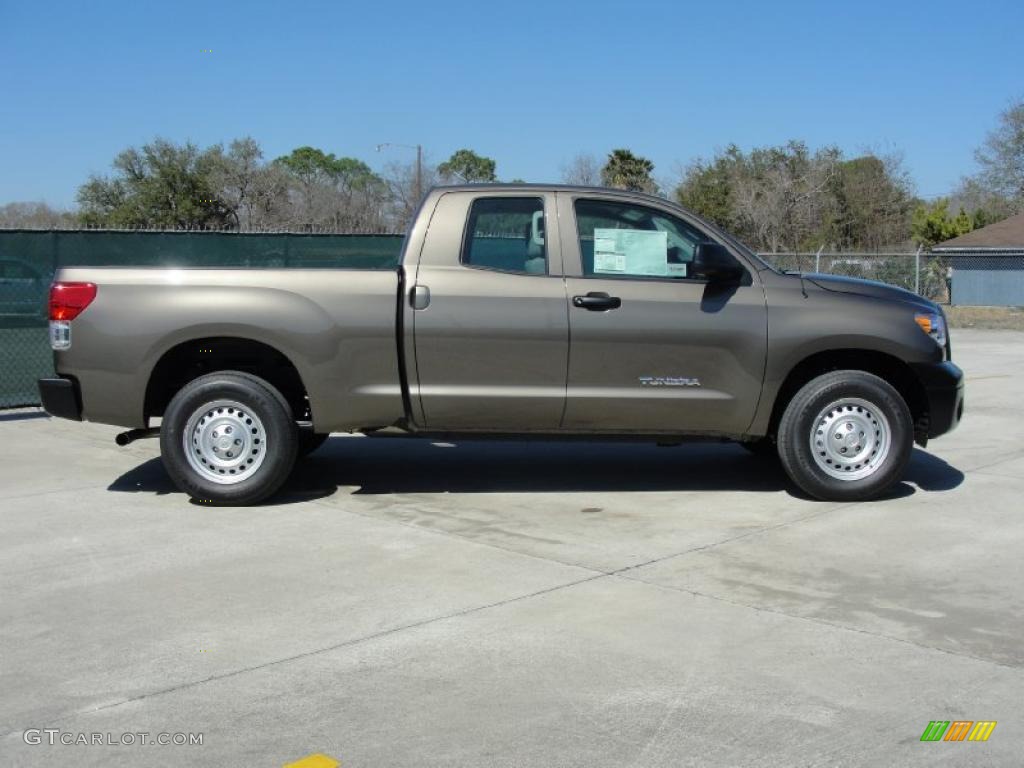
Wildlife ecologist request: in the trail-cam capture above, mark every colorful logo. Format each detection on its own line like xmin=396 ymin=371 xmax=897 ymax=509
xmin=920 ymin=721 xmax=996 ymax=742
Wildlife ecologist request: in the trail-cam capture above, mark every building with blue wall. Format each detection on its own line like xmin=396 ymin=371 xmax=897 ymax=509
xmin=933 ymin=213 xmax=1024 ymax=307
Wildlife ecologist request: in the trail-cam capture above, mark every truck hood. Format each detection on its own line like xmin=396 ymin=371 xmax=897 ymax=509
xmin=800 ymin=272 xmax=937 ymax=310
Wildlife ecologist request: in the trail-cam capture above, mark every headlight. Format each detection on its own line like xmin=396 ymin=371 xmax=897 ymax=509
xmin=914 ymin=311 xmax=947 ymax=348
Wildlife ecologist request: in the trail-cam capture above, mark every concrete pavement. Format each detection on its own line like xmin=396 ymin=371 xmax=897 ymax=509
xmin=1 ymin=328 xmax=1022 ymax=766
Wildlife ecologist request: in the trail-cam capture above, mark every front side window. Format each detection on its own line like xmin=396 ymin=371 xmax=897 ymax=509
xmin=462 ymin=197 xmax=547 ymax=274
xmin=575 ymin=198 xmax=707 ymax=280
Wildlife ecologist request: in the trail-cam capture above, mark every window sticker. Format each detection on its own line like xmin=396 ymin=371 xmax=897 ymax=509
xmin=593 ymin=228 xmax=669 ymax=277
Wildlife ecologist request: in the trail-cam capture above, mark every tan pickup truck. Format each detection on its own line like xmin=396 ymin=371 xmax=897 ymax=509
xmin=39 ymin=185 xmax=963 ymax=504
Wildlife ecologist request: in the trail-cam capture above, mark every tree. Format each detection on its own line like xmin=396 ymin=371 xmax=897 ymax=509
xmin=382 ymin=157 xmax=439 ymax=231
xmin=437 ymin=149 xmax=497 ymax=183
xmin=732 ymin=142 xmax=836 ymax=252
xmin=274 ymin=146 xmax=344 ymax=216
xmin=825 ymin=153 xmax=913 ymax=251
xmin=328 ymin=157 xmax=389 ymax=232
xmin=974 ymin=99 xmax=1024 ymax=202
xmin=206 ymin=137 xmax=291 ymax=231
xmin=76 ymin=138 xmax=229 ymax=229
xmin=949 ymin=176 xmax=1017 ymax=228
xmin=69 ymin=137 xmax=408 ymax=232
xmin=0 ymin=202 xmax=77 ymax=228
xmin=676 ymin=142 xmax=916 ymax=252
xmin=273 ymin=146 xmax=388 ymax=232
xmin=601 ymin=149 xmax=656 ymax=193
xmin=911 ymin=198 xmax=974 ymax=247
xmin=947 ymin=100 xmax=1024 ymax=227
xmin=561 ymin=153 xmax=601 ymax=186
xmin=675 ymin=146 xmax=740 ymax=228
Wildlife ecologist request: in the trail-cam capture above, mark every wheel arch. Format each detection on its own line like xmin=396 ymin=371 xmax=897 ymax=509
xmin=764 ymin=348 xmax=928 ymax=442
xmin=144 ymin=336 xmax=310 ymax=424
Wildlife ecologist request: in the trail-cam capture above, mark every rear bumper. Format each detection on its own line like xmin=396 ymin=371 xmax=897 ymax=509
xmin=910 ymin=361 xmax=964 ymax=439
xmin=38 ymin=377 xmax=82 ymax=421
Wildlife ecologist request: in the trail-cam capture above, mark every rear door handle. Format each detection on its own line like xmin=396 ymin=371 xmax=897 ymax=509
xmin=410 ymin=284 xmax=430 ymax=310
xmin=572 ymin=292 xmax=621 ymax=311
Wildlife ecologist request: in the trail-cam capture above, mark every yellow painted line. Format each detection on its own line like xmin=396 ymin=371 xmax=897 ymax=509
xmin=283 ymin=754 xmax=339 ymax=768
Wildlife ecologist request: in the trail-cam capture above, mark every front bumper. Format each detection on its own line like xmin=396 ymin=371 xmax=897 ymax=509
xmin=38 ymin=377 xmax=82 ymax=421
xmin=910 ymin=361 xmax=964 ymax=440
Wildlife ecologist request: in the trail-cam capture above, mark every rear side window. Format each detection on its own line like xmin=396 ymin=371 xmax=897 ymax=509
xmin=462 ymin=197 xmax=547 ymax=275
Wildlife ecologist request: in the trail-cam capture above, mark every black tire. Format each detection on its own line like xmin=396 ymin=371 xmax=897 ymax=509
xmin=160 ymin=371 xmax=298 ymax=505
xmin=777 ymin=370 xmax=913 ymax=501
xmin=298 ymin=431 xmax=330 ymax=457
xmin=226 ymin=370 xmax=325 ymax=457
xmin=740 ymin=437 xmax=778 ymax=459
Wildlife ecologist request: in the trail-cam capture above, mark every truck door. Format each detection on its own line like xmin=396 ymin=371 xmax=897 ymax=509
xmin=409 ymin=191 xmax=569 ymax=431
xmin=557 ymin=193 xmax=767 ymax=434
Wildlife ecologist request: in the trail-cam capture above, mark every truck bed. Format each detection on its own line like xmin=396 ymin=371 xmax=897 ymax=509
xmin=54 ymin=267 xmax=406 ymax=431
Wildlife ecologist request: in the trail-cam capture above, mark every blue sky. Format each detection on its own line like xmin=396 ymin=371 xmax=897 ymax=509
xmin=2 ymin=0 xmax=1021 ymax=207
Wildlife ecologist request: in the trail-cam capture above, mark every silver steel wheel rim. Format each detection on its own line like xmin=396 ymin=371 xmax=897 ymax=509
xmin=810 ymin=397 xmax=891 ymax=481
xmin=184 ymin=399 xmax=267 ymax=485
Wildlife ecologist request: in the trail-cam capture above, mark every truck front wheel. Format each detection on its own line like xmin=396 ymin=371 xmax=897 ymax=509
xmin=160 ymin=372 xmax=298 ymax=505
xmin=777 ymin=370 xmax=913 ymax=501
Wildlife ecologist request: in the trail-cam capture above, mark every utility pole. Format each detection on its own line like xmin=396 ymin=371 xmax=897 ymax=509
xmin=415 ymin=144 xmax=422 ymax=204
xmin=376 ymin=142 xmax=424 ymax=203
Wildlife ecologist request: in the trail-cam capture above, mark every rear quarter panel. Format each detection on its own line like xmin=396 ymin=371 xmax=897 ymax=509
xmin=55 ymin=267 xmax=402 ymax=431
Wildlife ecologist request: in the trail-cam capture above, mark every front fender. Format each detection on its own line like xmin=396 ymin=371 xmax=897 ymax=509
xmin=746 ymin=274 xmax=943 ymax=436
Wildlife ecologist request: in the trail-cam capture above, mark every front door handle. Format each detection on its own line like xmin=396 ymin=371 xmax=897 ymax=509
xmin=572 ymin=292 xmax=621 ymax=311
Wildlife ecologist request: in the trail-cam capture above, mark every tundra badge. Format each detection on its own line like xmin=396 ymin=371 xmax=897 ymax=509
xmin=639 ymin=376 xmax=701 ymax=387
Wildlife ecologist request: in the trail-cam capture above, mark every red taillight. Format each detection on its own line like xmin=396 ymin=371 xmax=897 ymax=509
xmin=49 ymin=282 xmax=97 ymax=321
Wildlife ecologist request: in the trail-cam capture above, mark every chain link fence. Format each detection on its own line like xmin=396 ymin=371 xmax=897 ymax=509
xmin=2 ymin=232 xmax=1023 ymax=409
xmin=759 ymin=250 xmax=1024 ymax=306
xmin=761 ymin=251 xmax=949 ymax=302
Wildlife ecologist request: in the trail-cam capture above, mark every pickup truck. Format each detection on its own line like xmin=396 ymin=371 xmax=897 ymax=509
xmin=39 ymin=184 xmax=964 ymax=505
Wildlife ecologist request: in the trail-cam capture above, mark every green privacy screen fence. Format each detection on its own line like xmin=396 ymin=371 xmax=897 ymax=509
xmin=0 ymin=230 xmax=404 ymax=409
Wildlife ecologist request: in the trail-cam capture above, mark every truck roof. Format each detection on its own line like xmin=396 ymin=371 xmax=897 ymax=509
xmin=431 ymin=183 xmax=671 ymax=208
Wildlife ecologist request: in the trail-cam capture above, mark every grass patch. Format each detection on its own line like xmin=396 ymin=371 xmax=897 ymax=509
xmin=945 ymin=305 xmax=1024 ymax=330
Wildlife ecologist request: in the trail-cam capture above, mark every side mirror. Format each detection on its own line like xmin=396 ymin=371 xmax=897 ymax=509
xmin=692 ymin=242 xmax=744 ymax=284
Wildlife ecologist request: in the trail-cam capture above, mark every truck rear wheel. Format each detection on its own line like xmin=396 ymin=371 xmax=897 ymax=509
xmin=160 ymin=371 xmax=298 ymax=505
xmin=777 ymin=370 xmax=913 ymax=501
